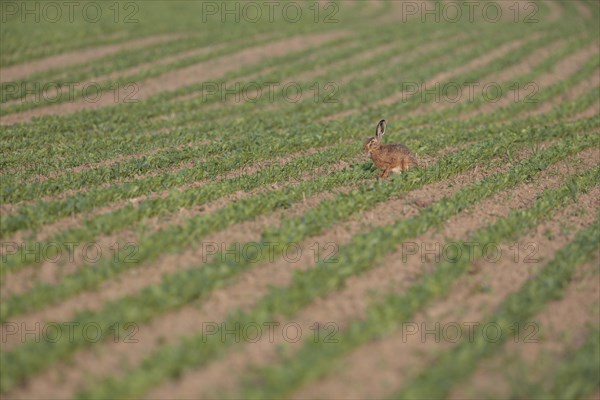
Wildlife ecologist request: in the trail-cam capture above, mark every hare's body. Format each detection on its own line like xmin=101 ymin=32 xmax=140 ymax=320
xmin=364 ymin=120 xmax=417 ymax=178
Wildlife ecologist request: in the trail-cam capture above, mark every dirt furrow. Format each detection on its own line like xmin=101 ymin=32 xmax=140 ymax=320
xmin=450 ymin=258 xmax=599 ymax=399
xmin=407 ymin=39 xmax=566 ymax=120
xmin=2 ymin=145 xmax=331 ymax=246
xmin=293 ymin=149 xmax=598 ymax=400
xmin=568 ymin=100 xmax=600 ymax=121
xmin=325 ymin=35 xmax=532 ymax=122
xmin=573 ymin=0 xmax=593 ymax=20
xmin=1 ymin=31 xmax=349 ymax=125
xmin=144 ymin=146 xmax=545 ymax=399
xmin=543 ymin=0 xmax=564 ymax=22
xmin=528 ymin=67 xmax=600 ymax=117
xmin=0 ymin=155 xmax=361 ymax=346
xmin=0 ymin=34 xmax=186 ymax=83
xmin=1 ymin=146 xmax=345 ymax=295
xmin=0 ymin=181 xmax=359 ymax=399
xmin=519 ymin=43 xmax=599 ymax=116
xmin=4 ymin=144 xmax=465 ymax=399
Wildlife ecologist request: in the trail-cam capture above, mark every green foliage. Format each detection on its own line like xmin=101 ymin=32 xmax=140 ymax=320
xmin=1 ymin=2 xmax=599 ymax=397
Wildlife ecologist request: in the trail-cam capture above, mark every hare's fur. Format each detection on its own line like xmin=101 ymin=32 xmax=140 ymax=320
xmin=364 ymin=120 xmax=417 ymax=178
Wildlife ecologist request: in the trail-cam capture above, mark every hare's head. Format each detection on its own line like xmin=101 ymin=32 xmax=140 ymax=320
xmin=363 ymin=119 xmax=386 ymax=154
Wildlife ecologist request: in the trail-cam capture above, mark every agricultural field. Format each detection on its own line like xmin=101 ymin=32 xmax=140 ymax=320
xmin=0 ymin=0 xmax=599 ymax=398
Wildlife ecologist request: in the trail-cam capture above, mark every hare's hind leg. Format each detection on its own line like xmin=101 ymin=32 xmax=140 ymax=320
xmin=400 ymin=158 xmax=411 ymax=171
xmin=380 ymin=168 xmax=391 ymax=179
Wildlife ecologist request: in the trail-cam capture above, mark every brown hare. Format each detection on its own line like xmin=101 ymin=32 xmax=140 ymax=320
xmin=364 ymin=119 xmax=417 ymax=179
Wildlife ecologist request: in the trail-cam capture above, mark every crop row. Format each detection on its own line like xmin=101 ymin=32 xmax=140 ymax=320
xmin=396 ymin=219 xmax=600 ymax=399
xmin=2 ymin=25 xmax=580 ymax=211
xmin=5 ymin=114 xmax=597 ymax=276
xmin=0 ymin=0 xmax=369 ymax=69
xmin=515 ymin=325 xmax=600 ymax=399
xmin=1 ymin=22 xmax=466 ymax=176
xmin=0 ymin=32 xmax=290 ymax=104
xmin=0 ymin=28 xmax=519 ymax=232
xmin=5 ymin=19 xmax=584 ymax=183
xmin=1 ymin=129 xmax=596 ymax=393
xmin=1 ymin=25 xmax=430 ymax=185
xmin=2 ymin=16 xmax=533 ymax=157
xmin=76 ymin=137 xmax=599 ymax=399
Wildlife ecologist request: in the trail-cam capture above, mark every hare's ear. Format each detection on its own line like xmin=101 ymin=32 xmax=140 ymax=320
xmin=375 ymin=119 xmax=386 ymax=140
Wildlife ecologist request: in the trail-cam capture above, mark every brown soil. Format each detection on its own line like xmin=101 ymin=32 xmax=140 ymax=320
xmin=1 ymin=146 xmax=342 ymax=296
xmin=2 ymin=144 xmax=333 ymax=248
xmin=5 ymin=34 xmax=278 ymax=108
xmin=1 ymin=182 xmax=358 ymax=399
xmin=573 ymin=1 xmax=593 ymax=20
xmin=0 ymin=31 xmax=348 ymax=125
xmin=149 ymin=154 xmax=516 ymax=400
xmin=450 ymin=257 xmax=599 ymax=399
xmin=291 ymin=148 xmax=598 ymax=399
xmin=528 ymin=66 xmax=600 ymax=117
xmin=457 ymin=41 xmax=598 ymax=121
xmin=568 ymin=100 xmax=600 ymax=121
xmin=325 ymin=35 xmax=533 ymax=122
xmin=543 ymin=0 xmax=564 ymax=22
xmin=456 ymin=39 xmax=566 ymax=120
xmin=0 ymin=34 xmax=186 ymax=83
xmin=3 ymin=142 xmax=463 ymax=398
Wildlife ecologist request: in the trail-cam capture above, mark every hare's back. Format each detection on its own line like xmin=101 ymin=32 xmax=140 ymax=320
xmin=377 ymin=144 xmax=417 ymax=169
xmin=384 ymin=143 xmax=413 ymax=154
xmin=380 ymin=144 xmax=414 ymax=160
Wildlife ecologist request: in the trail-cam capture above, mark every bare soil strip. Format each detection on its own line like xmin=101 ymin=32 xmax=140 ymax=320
xmin=144 ymin=146 xmax=547 ymax=399
xmin=449 ymin=258 xmax=599 ymax=399
xmin=1 ymin=144 xmax=333 ymax=247
xmin=147 ymin=155 xmax=518 ymax=400
xmin=459 ymin=42 xmax=599 ymax=121
xmin=325 ymin=36 xmax=532 ymax=121
xmin=3 ymin=43 xmax=228 ymax=108
xmin=543 ymin=0 xmax=563 ymax=22
xmin=1 ymin=146 xmax=340 ymax=294
xmin=0 ymin=34 xmax=186 ymax=83
xmin=528 ymin=67 xmax=600 ymax=117
xmin=1 ymin=184 xmax=358 ymax=399
xmin=0 ymin=31 xmax=348 ymax=125
xmin=573 ymin=0 xmax=593 ymax=20
xmin=409 ymin=38 xmax=565 ymax=119
xmin=0 ymin=155 xmax=360 ymax=349
xmin=292 ymin=150 xmax=598 ymax=400
xmin=568 ymin=100 xmax=600 ymax=121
